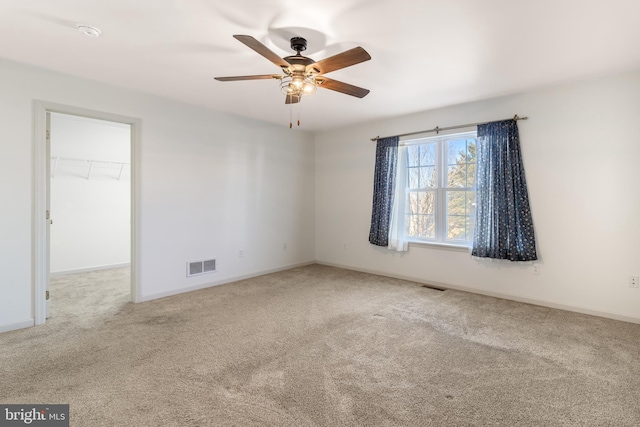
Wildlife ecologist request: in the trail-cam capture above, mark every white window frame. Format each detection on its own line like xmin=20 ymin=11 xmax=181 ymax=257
xmin=401 ymin=130 xmax=477 ymax=248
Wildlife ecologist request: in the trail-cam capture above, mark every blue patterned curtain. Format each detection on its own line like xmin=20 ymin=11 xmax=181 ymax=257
xmin=472 ymin=120 xmax=537 ymax=261
xmin=369 ymin=136 xmax=399 ymax=246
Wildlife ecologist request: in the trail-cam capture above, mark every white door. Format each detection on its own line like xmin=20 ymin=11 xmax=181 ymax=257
xmin=46 ymin=112 xmax=52 ymax=318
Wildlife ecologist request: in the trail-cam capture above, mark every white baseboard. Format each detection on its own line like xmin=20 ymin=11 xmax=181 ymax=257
xmin=316 ymin=261 xmax=640 ymax=325
xmin=139 ymin=261 xmax=315 ymax=302
xmin=51 ymin=263 xmax=130 ymax=277
xmin=0 ymin=319 xmax=35 ymax=333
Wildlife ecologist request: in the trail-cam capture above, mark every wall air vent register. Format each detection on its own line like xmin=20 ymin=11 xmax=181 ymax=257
xmin=187 ymin=259 xmax=217 ymax=277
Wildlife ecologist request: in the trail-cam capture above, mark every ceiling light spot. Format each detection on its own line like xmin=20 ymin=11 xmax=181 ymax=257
xmin=76 ymin=25 xmax=101 ymax=38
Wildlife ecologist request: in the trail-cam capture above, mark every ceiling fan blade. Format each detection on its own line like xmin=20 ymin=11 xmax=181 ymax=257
xmin=215 ymin=74 xmax=282 ymax=81
xmin=233 ymin=35 xmax=291 ymax=69
xmin=316 ymin=77 xmax=370 ymax=98
xmin=307 ymin=47 xmax=371 ymax=75
xmin=285 ymin=94 xmax=301 ymax=104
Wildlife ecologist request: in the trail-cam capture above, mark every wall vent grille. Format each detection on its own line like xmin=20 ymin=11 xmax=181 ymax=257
xmin=187 ymin=259 xmax=217 ymax=277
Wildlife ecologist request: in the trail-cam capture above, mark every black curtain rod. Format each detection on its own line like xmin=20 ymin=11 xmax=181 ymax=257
xmin=370 ymin=115 xmax=528 ymax=142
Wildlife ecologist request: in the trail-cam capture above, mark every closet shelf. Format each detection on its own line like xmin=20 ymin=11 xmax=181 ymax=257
xmin=50 ymin=156 xmax=130 ymax=180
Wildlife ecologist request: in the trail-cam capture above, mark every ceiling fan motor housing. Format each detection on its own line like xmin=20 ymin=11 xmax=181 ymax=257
xmin=290 ymin=37 xmax=307 ymax=53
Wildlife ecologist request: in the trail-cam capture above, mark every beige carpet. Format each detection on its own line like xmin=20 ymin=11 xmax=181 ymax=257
xmin=1 ymin=264 xmax=640 ymax=426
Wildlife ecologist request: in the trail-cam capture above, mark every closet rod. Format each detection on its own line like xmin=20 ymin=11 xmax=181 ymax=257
xmin=50 ymin=156 xmax=130 ymax=166
xmin=370 ymin=115 xmax=528 ymax=142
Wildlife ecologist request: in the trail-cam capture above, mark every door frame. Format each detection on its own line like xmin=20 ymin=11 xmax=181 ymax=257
xmin=33 ymin=101 xmax=142 ymax=325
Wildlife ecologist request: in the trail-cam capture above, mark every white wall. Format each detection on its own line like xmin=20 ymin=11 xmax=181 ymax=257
xmin=2 ymin=55 xmax=638 ymax=332
xmin=0 ymin=58 xmax=315 ymax=331
xmin=50 ymin=113 xmax=131 ymax=274
xmin=315 ymin=71 xmax=640 ymax=322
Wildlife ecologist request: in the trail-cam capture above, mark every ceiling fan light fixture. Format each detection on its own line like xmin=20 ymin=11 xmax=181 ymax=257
xmin=302 ymin=79 xmax=317 ymax=95
xmin=292 ymin=76 xmax=304 ymax=88
xmin=281 ymin=77 xmax=294 ymax=94
xmin=281 ymin=76 xmax=317 ymax=97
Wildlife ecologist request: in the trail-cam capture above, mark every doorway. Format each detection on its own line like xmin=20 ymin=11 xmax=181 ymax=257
xmin=49 ymin=113 xmax=131 ymax=318
xmin=33 ymin=102 xmax=141 ymax=325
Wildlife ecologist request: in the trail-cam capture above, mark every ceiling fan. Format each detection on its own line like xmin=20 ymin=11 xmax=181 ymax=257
xmin=215 ymin=35 xmax=371 ymax=105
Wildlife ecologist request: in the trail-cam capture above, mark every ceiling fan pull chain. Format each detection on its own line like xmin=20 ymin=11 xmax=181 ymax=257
xmin=289 ymin=103 xmax=293 ymax=129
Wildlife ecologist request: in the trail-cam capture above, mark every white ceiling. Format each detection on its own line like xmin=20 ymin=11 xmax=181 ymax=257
xmin=1 ymin=0 xmax=639 ymax=131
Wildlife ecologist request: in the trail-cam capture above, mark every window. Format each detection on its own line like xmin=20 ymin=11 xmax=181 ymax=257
xmin=403 ymin=131 xmax=477 ymax=246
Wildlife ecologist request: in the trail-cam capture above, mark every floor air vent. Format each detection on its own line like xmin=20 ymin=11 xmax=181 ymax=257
xmin=421 ymin=284 xmax=446 ymax=291
xmin=187 ymin=259 xmax=217 ymax=277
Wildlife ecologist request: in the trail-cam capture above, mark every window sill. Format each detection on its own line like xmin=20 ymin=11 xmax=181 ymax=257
xmin=408 ymin=241 xmax=471 ymax=253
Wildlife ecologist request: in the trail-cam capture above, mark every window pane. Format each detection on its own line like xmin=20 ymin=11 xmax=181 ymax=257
xmin=447 ymin=216 xmax=466 ymax=240
xmin=467 ymin=162 xmax=476 ymax=188
xmin=418 ymin=191 xmax=435 ymax=215
xmin=408 ymin=168 xmax=419 ymax=188
xmin=405 ymin=214 xmax=434 ymax=238
xmin=447 ymin=164 xmax=467 ymax=188
xmin=447 ymin=139 xmax=466 ymax=165
xmin=405 ymin=214 xmax=417 ymax=236
xmin=420 ymin=144 xmax=436 ymax=166
xmin=447 ymin=191 xmax=466 ymax=216
xmin=423 ymin=215 xmax=435 ymax=238
xmin=411 ymin=215 xmax=435 ymax=238
xmin=447 ymin=189 xmax=473 ymax=241
xmin=407 ymin=192 xmax=419 ymax=214
xmin=407 ymin=214 xmax=421 ymax=237
xmin=407 ymin=191 xmax=435 ymax=215
xmin=419 ymin=166 xmax=435 ymax=188
xmin=467 ymin=139 xmax=476 ymax=163
xmin=466 ymin=217 xmax=473 ymax=240
xmin=407 ymin=145 xmax=419 ymax=167
xmin=466 ymin=191 xmax=476 ymax=215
